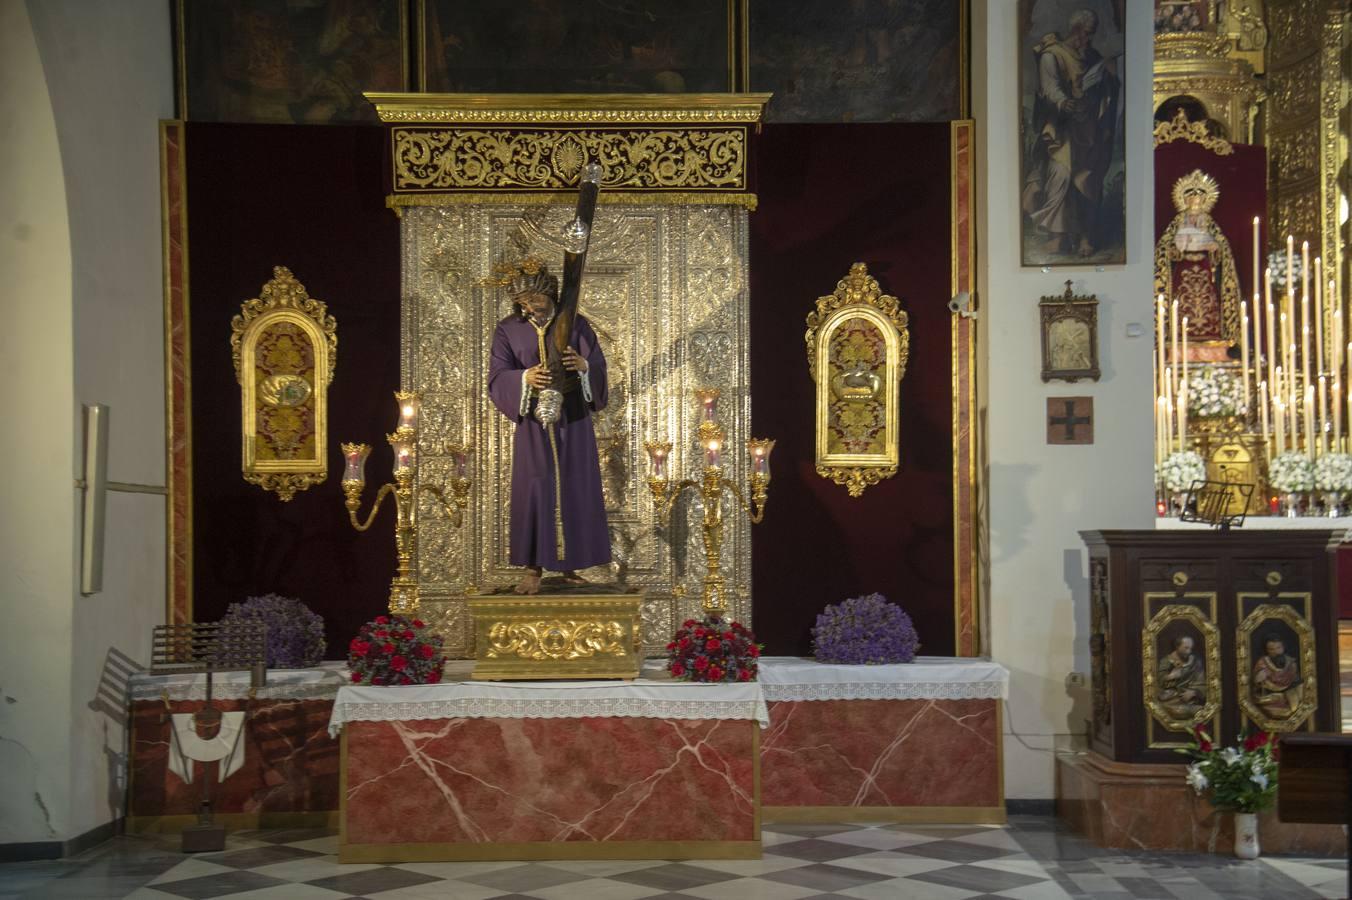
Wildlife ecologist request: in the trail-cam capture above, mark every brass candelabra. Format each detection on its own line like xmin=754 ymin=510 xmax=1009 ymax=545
xmin=340 ymin=391 xmax=471 ymax=614
xmin=645 ymin=389 xmax=774 ymax=616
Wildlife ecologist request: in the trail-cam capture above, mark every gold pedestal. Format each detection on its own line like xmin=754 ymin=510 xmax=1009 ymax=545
xmin=468 ymin=593 xmax=644 ymax=680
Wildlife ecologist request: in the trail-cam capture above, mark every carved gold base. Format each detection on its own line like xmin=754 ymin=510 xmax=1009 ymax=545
xmin=468 ymin=594 xmax=644 ymax=680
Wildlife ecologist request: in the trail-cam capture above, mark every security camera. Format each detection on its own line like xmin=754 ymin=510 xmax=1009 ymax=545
xmin=948 ymin=291 xmax=977 ymax=318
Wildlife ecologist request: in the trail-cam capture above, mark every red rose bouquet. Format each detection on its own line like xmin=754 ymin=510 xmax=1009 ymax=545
xmin=347 ymin=614 xmax=445 ymax=686
xmin=666 ymin=615 xmax=761 ymax=683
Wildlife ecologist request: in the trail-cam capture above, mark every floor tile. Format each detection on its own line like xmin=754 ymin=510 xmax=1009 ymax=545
xmin=818 ymin=827 xmax=918 ymax=851
xmin=678 ymin=855 xmax=813 ymax=878
xmin=149 ymin=869 xmax=289 ymax=899
xmin=200 ymin=845 xmax=324 ymax=871
xmin=455 ymin=863 xmax=592 ymax=893
xmin=520 ymin=875 xmax=669 ymax=900
xmin=906 ymin=862 xmax=1046 ymax=893
xmin=898 ymin=840 xmax=1017 ymax=864
xmin=764 ymin=839 xmax=876 ymax=863
xmin=824 ymin=851 xmax=959 ymax=878
xmin=835 ymin=876 xmax=979 ymax=899
xmin=676 ymin=877 xmax=825 ymax=900
xmin=608 ymin=863 xmax=740 ymax=892
xmin=758 ymin=862 xmax=894 ymax=893
xmin=302 ymin=866 xmax=443 ymax=896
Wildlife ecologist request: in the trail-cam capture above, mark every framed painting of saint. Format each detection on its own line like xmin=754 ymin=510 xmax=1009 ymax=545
xmin=1018 ymin=0 xmax=1127 ymax=266
xmin=176 ymin=0 xmax=408 ymax=124
xmin=1039 ymin=281 xmax=1100 ymax=382
xmin=418 ymin=0 xmax=734 ymax=93
xmin=748 ymin=0 xmax=963 ymax=122
xmin=1237 ymin=603 xmax=1317 ymax=732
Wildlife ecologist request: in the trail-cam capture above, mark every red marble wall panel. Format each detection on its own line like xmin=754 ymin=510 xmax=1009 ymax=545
xmin=762 ymin=698 xmax=1000 ymax=807
xmin=344 ymin=717 xmax=758 ymax=845
xmin=131 ymin=699 xmax=339 ymax=817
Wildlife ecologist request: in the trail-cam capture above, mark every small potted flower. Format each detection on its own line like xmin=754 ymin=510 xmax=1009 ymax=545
xmin=666 ymin=615 xmax=761 ymax=683
xmin=347 ymin=614 xmax=445 ymax=685
xmin=1158 ymin=450 xmax=1206 ymax=515
xmin=221 ymin=593 xmax=326 ymax=669
xmin=1313 ymin=452 xmax=1352 ymax=517
xmin=1269 ymin=451 xmax=1315 ymax=517
xmin=1180 ymin=726 xmax=1278 ymax=859
xmin=812 ymin=593 xmax=919 ymax=664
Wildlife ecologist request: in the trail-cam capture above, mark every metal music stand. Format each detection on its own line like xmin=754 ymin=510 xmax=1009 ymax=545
xmin=151 ymin=622 xmax=266 ymax=852
xmin=1179 ymin=479 xmax=1253 ymax=531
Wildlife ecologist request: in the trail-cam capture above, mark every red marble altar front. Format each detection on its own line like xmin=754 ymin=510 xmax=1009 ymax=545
xmin=341 ymin=716 xmax=760 ymax=860
xmin=130 ymin=697 xmax=339 ymax=828
xmin=761 ymin=698 xmax=1003 ymax=820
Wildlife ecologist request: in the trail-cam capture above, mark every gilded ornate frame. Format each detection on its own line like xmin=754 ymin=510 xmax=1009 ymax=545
xmin=805 ymin=263 xmax=910 ymax=498
xmin=230 ymin=267 xmax=337 ymax=502
xmin=1038 ymin=281 xmax=1100 ymax=383
xmin=1141 ymin=600 xmax=1223 ymax=745
xmin=1236 ymin=598 xmax=1317 ymax=733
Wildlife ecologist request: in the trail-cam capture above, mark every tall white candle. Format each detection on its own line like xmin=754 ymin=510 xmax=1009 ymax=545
xmin=1334 ymin=380 xmax=1342 ymax=451
xmin=1318 ymin=374 xmax=1328 ymax=455
xmin=1315 ymin=257 xmax=1324 ymax=377
xmin=1260 ymin=381 xmax=1271 ymax=455
xmin=1275 ymin=394 xmax=1286 ymax=454
xmin=1181 ymin=320 xmax=1190 ymax=449
xmin=1156 ymin=296 xmax=1167 ymax=406
xmin=1302 ymin=241 xmax=1311 ymax=323
xmin=1252 ymin=216 xmax=1261 ymax=302
xmin=1241 ymin=312 xmax=1251 ymax=411
xmin=1171 ymin=300 xmax=1181 ymax=393
xmin=1305 ymin=385 xmax=1316 ymax=456
xmin=1266 ymin=268 xmax=1276 ymax=389
xmin=1288 ymin=235 xmax=1296 ymax=298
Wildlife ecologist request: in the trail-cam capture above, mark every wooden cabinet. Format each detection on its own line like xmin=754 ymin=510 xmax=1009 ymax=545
xmin=1082 ymin=530 xmax=1341 ymax=764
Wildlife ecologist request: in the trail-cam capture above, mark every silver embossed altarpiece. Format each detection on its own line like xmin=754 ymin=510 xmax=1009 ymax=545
xmin=375 ymin=93 xmax=768 ymax=658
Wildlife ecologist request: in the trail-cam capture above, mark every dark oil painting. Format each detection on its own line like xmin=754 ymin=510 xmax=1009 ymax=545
xmin=179 ymin=0 xmax=407 ymax=124
xmin=1019 ymin=0 xmax=1127 ymax=266
xmin=420 ymin=0 xmax=734 ymax=93
xmin=748 ymin=0 xmax=962 ymax=123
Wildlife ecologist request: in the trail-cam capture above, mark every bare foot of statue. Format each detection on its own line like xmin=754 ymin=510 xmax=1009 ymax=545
xmin=560 ymin=570 xmax=588 ymax=585
xmin=514 ymin=568 xmax=543 ymax=594
xmin=1077 ymin=237 xmax=1095 ymax=258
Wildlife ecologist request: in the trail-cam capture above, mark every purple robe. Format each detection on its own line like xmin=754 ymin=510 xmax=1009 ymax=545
xmin=487 ymin=313 xmax=611 ymax=570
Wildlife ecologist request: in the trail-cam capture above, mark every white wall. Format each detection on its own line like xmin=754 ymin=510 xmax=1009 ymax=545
xmin=0 ymin=0 xmax=78 ymax=844
xmin=0 ymin=0 xmax=172 ymax=845
xmin=973 ymin=1 xmax=1156 ymax=798
xmin=27 ymin=0 xmax=174 ymax=839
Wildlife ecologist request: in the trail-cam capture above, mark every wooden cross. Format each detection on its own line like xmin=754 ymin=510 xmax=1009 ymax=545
xmin=1047 ymin=397 xmax=1093 ymax=445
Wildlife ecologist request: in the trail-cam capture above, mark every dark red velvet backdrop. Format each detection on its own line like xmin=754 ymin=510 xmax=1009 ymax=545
xmin=750 ymin=124 xmax=956 ymax=656
xmin=1154 ymin=141 xmax=1267 ymax=300
xmin=187 ymin=124 xmax=399 ymax=657
xmin=187 ymin=122 xmax=958 ymax=657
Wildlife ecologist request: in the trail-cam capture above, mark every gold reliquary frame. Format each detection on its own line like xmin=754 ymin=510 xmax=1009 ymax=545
xmin=230 ymin=266 xmax=337 ymax=501
xmin=805 ymin=263 xmax=909 ymax=498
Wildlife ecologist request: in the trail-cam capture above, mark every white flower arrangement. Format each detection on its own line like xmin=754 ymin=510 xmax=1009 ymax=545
xmin=1269 ymin=451 xmax=1315 ymax=493
xmin=1159 ymin=450 xmax=1206 ymax=493
xmin=1313 ymin=453 xmax=1352 ymax=493
xmin=1267 ymin=251 xmax=1304 ymax=295
xmin=1186 ymin=368 xmax=1243 ymax=418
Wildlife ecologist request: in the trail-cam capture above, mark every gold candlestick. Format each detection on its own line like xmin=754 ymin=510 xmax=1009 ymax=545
xmin=646 ymin=397 xmax=773 ymax=617
xmin=341 ymin=392 xmax=470 ymax=614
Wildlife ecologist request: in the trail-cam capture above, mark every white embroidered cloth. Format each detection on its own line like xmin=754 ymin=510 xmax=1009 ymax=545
xmin=130 ymin=662 xmax=349 ymax=702
xmin=328 ymin=661 xmax=769 ymax=736
xmin=757 ymin=656 xmax=1009 ymax=702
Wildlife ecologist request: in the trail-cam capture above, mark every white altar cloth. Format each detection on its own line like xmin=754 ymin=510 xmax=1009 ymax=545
xmin=328 ymin=661 xmax=770 ymax=736
xmin=756 ymin=656 xmax=1009 ymax=702
xmin=130 ymin=661 xmax=349 ymax=702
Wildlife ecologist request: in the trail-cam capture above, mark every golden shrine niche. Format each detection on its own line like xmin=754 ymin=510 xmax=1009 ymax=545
xmin=231 ymin=266 xmax=336 ymax=501
xmin=1154 ymin=169 xmax=1242 ymax=356
xmin=379 ymin=94 xmax=766 ymax=659
xmin=805 ymin=263 xmax=909 ymax=498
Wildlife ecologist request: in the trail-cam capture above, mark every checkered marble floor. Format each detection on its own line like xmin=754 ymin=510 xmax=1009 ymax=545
xmin=0 ymin=817 xmax=1344 ymax=899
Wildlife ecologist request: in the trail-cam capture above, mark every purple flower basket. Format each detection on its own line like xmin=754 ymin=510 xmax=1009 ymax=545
xmin=812 ymin=593 xmax=919 ymax=665
xmin=221 ymin=593 xmax=326 ymax=669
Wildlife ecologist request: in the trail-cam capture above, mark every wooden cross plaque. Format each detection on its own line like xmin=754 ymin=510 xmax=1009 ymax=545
xmin=1046 ymin=397 xmax=1093 ymax=445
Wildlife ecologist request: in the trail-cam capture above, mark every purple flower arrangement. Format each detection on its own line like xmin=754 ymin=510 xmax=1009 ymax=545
xmin=221 ymin=593 xmax=326 ymax=669
xmin=812 ymin=593 xmax=919 ymax=664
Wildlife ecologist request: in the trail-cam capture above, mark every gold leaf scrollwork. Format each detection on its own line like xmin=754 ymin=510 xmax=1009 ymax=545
xmin=1152 ymin=109 xmax=1234 ymax=155
xmin=485 ymin=619 xmax=629 ymax=661
xmin=392 ymin=128 xmax=747 ymax=192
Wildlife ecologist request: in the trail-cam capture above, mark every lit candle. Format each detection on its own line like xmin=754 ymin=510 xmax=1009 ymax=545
xmin=747 ymin=439 xmax=775 ymax=480
xmin=396 ymin=392 xmax=421 ymax=432
xmin=1305 ymin=385 xmax=1316 ymax=455
xmin=1265 ymin=268 xmax=1276 ymax=389
xmin=1335 ymin=381 xmax=1343 ymax=453
xmin=392 ymin=436 xmax=414 ymax=475
xmin=1171 ymin=300 xmax=1181 ymax=392
xmin=1156 ymin=296 xmax=1167 ymax=404
xmin=1181 ymin=318 xmax=1189 ymax=436
xmin=1318 ymin=375 xmax=1329 ymax=455
xmin=645 ymin=440 xmax=672 ymax=481
xmin=1164 ymin=387 xmax=1175 ymax=452
xmin=1260 ymin=382 xmax=1270 ymax=455
xmin=1302 ymin=240 xmax=1311 ymax=319
xmin=704 ymin=437 xmax=721 ymax=469
xmin=1252 ymin=216 xmax=1261 ymax=300
xmin=695 ymin=388 xmax=720 ymax=424
xmin=1275 ymin=394 xmax=1286 ymax=454
xmin=1241 ymin=311 xmax=1251 ymax=411
xmin=1252 ymin=292 xmax=1263 ymax=386
xmin=342 ymin=442 xmax=371 ymax=487
xmin=1315 ymin=257 xmax=1325 ymax=377
xmin=449 ymin=445 xmax=471 ymax=480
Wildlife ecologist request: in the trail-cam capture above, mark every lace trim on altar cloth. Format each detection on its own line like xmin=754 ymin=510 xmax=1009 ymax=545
xmin=328 ymin=695 xmax=771 ymax=736
xmin=130 ymin=664 xmax=349 ymax=702
xmin=759 ymin=681 xmax=1006 ymax=703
